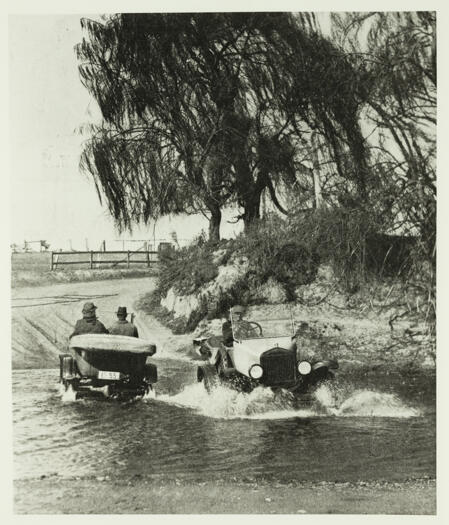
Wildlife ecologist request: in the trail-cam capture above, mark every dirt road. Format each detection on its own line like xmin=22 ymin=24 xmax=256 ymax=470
xmin=11 ymin=277 xmax=191 ymax=369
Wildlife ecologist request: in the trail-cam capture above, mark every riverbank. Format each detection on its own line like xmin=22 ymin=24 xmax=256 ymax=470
xmin=14 ymin=476 xmax=436 ymax=514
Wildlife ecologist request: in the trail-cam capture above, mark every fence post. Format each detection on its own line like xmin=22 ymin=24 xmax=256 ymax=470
xmin=127 ymin=250 xmax=130 ymax=269
xmin=50 ymin=252 xmax=54 ymax=271
xmin=90 ymin=251 xmax=93 ymax=269
xmin=147 ymin=250 xmax=150 ymax=267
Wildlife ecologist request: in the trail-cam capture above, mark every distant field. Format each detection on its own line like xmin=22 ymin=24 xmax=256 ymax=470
xmin=12 ymin=252 xmax=51 ymax=272
xmin=11 ymin=252 xmax=157 ymax=288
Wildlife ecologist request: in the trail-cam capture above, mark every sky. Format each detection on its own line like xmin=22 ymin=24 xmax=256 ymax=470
xmin=9 ymin=14 xmax=243 ymax=251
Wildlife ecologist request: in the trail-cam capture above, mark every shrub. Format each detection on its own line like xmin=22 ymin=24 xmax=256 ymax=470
xmin=288 ymin=206 xmax=385 ymax=292
xmin=232 ymin=215 xmax=320 ymax=299
xmin=157 ymin=233 xmax=220 ymax=296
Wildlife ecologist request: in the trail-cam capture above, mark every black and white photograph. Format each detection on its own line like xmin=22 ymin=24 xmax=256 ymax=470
xmin=8 ymin=2 xmax=440 ymax=516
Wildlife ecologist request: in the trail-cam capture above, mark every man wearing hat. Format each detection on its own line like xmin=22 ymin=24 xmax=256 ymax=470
xmin=70 ymin=302 xmax=109 ymax=338
xmin=109 ymin=306 xmax=139 ymax=337
xmin=222 ymin=305 xmax=258 ymax=344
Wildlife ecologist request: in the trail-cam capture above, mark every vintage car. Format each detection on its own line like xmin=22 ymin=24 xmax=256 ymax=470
xmin=59 ymin=333 xmax=157 ymax=399
xmin=194 ymin=309 xmax=338 ymax=395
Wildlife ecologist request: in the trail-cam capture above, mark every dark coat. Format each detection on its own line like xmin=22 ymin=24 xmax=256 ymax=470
xmin=70 ymin=318 xmax=109 ymax=338
xmin=108 ymin=319 xmax=139 ymax=338
xmin=222 ymin=320 xmax=234 ymax=346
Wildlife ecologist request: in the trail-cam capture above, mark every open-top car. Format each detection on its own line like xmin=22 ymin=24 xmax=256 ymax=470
xmin=195 ymin=308 xmax=338 ymax=395
xmin=59 ymin=333 xmax=158 ymax=399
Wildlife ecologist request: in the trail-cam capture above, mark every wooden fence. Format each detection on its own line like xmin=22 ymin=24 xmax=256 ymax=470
xmin=50 ymin=250 xmax=159 ymax=271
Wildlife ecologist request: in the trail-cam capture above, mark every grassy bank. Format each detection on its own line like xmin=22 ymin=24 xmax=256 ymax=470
xmin=14 ymin=476 xmax=435 ymax=514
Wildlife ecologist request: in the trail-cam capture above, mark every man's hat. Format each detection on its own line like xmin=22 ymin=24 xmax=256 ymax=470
xmin=232 ymin=305 xmax=245 ymax=314
xmin=116 ymin=306 xmax=128 ymax=317
xmin=82 ymin=302 xmax=97 ymax=314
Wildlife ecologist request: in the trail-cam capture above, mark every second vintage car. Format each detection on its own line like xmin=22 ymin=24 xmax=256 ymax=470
xmin=59 ymin=333 xmax=158 ymax=399
xmin=194 ymin=308 xmax=338 ymax=395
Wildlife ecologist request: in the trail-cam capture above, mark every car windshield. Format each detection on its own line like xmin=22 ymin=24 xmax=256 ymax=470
xmin=230 ymin=315 xmax=295 ymax=340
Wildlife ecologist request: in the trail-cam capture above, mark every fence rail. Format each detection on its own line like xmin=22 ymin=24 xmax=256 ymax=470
xmin=50 ymin=250 xmax=159 ymax=271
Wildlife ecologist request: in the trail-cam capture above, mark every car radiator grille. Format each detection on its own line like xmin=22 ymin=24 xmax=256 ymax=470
xmin=260 ymin=351 xmax=296 ymax=385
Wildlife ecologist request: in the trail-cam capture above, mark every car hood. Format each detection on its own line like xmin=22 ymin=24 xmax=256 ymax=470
xmin=231 ymin=336 xmax=293 ymax=376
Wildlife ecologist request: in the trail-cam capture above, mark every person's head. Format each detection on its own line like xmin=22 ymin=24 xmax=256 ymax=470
xmin=82 ymin=302 xmax=97 ymax=320
xmin=116 ymin=306 xmax=128 ymax=320
xmin=232 ymin=305 xmax=245 ymax=321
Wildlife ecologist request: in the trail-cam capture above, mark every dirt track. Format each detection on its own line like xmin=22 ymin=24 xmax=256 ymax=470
xmin=11 ymin=277 xmax=166 ymax=369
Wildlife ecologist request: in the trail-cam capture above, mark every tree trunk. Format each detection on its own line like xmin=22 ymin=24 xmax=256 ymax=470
xmin=243 ymin=191 xmax=262 ymax=232
xmin=208 ymin=206 xmax=221 ymax=243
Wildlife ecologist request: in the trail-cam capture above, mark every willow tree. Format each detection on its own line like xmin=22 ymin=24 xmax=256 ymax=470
xmin=77 ymin=12 xmax=373 ymax=237
xmin=77 ymin=14 xmax=236 ymax=241
xmin=332 ymin=12 xmax=436 ymax=260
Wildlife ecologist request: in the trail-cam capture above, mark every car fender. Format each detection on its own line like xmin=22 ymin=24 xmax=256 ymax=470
xmin=312 ymin=359 xmax=339 ymax=371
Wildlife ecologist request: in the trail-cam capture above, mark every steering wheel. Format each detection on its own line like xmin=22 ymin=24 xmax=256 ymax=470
xmin=247 ymin=321 xmax=263 ymax=336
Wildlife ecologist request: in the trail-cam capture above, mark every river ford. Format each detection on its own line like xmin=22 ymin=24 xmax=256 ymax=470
xmin=11 ymin=278 xmax=436 ymax=513
xmin=13 ymin=363 xmax=435 ymax=484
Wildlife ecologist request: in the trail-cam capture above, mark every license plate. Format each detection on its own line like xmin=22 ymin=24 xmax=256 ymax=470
xmin=98 ymin=370 xmax=121 ymax=380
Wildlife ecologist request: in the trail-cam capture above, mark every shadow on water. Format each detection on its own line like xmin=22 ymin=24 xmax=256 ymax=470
xmin=13 ymin=361 xmax=435 ymax=483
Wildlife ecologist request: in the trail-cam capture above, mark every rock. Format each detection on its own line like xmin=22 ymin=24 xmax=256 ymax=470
xmin=203 ymin=256 xmax=249 ymax=297
xmin=211 ymin=248 xmax=228 ymax=266
xmin=251 ymin=278 xmax=287 ymax=304
xmin=161 ymin=287 xmax=200 ymax=319
xmin=160 ymin=254 xmax=249 ymax=325
xmin=316 ymin=264 xmax=335 ymax=282
xmin=193 ymin=318 xmax=223 ymax=338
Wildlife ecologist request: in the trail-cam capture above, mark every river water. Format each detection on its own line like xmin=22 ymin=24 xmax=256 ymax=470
xmin=13 ymin=357 xmax=435 ymax=484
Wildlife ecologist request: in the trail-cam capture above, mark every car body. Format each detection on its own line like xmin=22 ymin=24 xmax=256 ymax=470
xmin=195 ymin=310 xmax=338 ymax=394
xmin=59 ymin=333 xmax=157 ymax=399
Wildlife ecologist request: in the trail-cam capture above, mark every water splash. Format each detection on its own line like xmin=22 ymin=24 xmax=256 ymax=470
xmin=143 ymin=387 xmax=157 ymax=401
xmin=157 ymin=383 xmax=313 ymax=419
xmin=334 ymin=390 xmax=420 ymax=417
xmin=156 ymin=381 xmax=420 ymax=420
xmin=313 ymin=383 xmax=420 ymax=417
xmin=59 ymin=383 xmax=77 ymax=403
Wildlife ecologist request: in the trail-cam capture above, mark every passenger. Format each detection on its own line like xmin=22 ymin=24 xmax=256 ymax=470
xmin=70 ymin=302 xmax=109 ymax=338
xmin=108 ymin=306 xmax=139 ymax=337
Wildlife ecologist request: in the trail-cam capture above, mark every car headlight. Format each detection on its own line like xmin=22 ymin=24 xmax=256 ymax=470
xmin=297 ymin=361 xmax=312 ymax=375
xmin=249 ymin=364 xmax=263 ymax=379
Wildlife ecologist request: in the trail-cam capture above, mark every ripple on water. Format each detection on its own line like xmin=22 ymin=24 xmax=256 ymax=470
xmin=13 ymin=366 xmax=434 ymax=483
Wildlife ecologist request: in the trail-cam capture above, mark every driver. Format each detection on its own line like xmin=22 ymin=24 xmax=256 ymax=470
xmin=231 ymin=305 xmax=260 ymax=340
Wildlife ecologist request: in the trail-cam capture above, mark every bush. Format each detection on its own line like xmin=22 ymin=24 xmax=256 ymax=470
xmin=288 ymin=207 xmax=385 ymax=292
xmin=232 ymin=216 xmax=319 ymax=300
xmin=157 ymin=233 xmax=221 ymax=296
